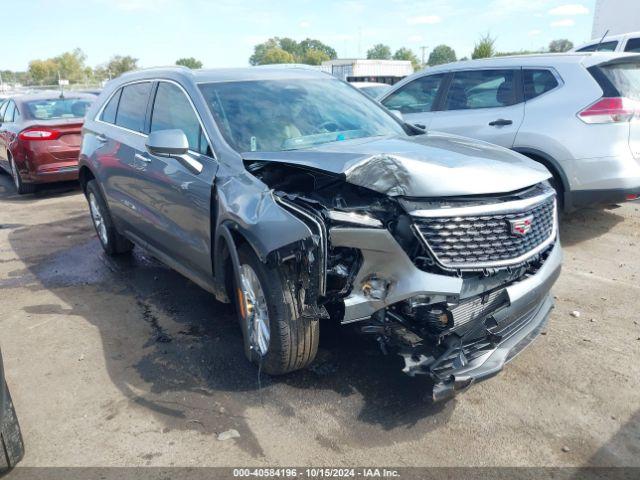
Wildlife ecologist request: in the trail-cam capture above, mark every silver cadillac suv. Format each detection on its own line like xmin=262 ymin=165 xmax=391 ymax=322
xmin=78 ymin=67 xmax=562 ymax=401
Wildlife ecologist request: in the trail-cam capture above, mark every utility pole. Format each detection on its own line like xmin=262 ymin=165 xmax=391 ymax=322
xmin=420 ymin=46 xmax=428 ymax=68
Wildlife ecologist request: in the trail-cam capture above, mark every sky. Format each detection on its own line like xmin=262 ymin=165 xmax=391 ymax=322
xmin=3 ymin=0 xmax=597 ymax=71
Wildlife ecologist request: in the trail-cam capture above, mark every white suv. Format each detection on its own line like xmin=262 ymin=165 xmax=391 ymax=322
xmin=573 ymin=31 xmax=640 ymax=54
xmin=380 ymin=53 xmax=640 ymax=211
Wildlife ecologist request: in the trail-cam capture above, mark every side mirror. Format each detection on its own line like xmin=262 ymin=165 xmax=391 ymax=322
xmin=146 ymin=129 xmax=189 ymax=157
xmin=389 ymin=110 xmax=404 ymax=122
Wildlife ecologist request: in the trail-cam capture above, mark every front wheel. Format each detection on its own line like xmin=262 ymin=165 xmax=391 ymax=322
xmin=86 ymin=180 xmax=133 ymax=256
xmin=235 ymin=244 xmax=319 ymax=375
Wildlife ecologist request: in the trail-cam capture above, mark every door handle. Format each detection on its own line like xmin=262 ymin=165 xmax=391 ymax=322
xmin=134 ymin=153 xmax=151 ymax=163
xmin=96 ymin=134 xmax=107 ymax=143
xmin=489 ymin=119 xmax=513 ymax=126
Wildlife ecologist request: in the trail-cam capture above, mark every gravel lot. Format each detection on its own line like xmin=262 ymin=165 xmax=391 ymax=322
xmin=0 ymin=171 xmax=638 ymax=468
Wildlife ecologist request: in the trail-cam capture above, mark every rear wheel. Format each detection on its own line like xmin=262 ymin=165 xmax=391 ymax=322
xmin=235 ymin=244 xmax=319 ymax=375
xmin=86 ymin=180 xmax=133 ymax=256
xmin=9 ymin=157 xmax=36 ymax=195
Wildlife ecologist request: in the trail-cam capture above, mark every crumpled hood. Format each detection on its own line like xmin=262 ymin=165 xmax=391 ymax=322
xmin=243 ymin=132 xmax=551 ymax=197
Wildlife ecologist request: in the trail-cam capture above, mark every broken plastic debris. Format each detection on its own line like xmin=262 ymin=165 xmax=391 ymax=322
xmin=570 ymin=311 xmax=581 ymax=318
xmin=217 ymin=429 xmax=240 ymax=441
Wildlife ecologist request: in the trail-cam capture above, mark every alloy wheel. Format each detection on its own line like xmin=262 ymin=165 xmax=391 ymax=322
xmin=89 ymin=193 xmax=108 ymax=246
xmin=238 ymin=263 xmax=270 ymax=356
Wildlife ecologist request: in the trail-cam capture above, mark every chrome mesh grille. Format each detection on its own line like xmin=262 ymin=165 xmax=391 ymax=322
xmin=413 ymin=196 xmax=556 ymax=270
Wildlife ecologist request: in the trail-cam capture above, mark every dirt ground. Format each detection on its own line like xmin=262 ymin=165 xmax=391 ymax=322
xmin=0 ymin=171 xmax=638 ymax=468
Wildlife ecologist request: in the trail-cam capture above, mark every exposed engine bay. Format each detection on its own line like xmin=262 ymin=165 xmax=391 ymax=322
xmin=246 ymin=158 xmax=559 ymax=400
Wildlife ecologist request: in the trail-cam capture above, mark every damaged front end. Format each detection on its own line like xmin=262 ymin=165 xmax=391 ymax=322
xmin=246 ymin=153 xmax=561 ymax=402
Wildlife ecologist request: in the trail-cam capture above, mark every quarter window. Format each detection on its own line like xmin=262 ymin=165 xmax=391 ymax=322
xmin=115 ymin=82 xmax=151 ymax=133
xmin=151 ymin=82 xmax=210 ymax=155
xmin=444 ymin=69 xmax=517 ymax=110
xmin=101 ymin=89 xmax=121 ymax=124
xmin=524 ymin=69 xmax=559 ymax=100
xmin=625 ymin=38 xmax=640 ymax=53
xmin=4 ymin=102 xmax=16 ymax=123
xmin=382 ymin=74 xmax=445 ymax=114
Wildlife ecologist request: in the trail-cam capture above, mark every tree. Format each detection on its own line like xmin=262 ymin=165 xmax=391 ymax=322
xmin=106 ymin=55 xmax=138 ymax=78
xmin=249 ymin=37 xmax=337 ymax=65
xmin=367 ymin=44 xmax=392 ymax=60
xmin=393 ymin=47 xmax=421 ymax=71
xmin=472 ymin=33 xmax=496 ymax=59
xmin=176 ymin=57 xmax=203 ymax=69
xmin=27 ymin=48 xmax=88 ymax=85
xmin=299 ymin=38 xmax=337 ymax=60
xmin=428 ymin=44 xmax=457 ymax=66
xmin=549 ymin=39 xmax=574 ymax=53
xmin=53 ymin=48 xmax=88 ymax=83
xmin=261 ymin=48 xmax=296 ymax=65
xmin=301 ymin=49 xmax=330 ymax=65
xmin=28 ymin=59 xmax=58 ymax=85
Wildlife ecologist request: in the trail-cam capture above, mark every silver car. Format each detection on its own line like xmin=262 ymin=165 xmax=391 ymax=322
xmin=380 ymin=53 xmax=640 ymax=210
xmin=79 ymin=67 xmax=561 ymax=401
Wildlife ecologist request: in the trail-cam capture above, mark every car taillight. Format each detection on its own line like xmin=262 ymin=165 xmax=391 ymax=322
xmin=18 ymin=127 xmax=62 ymax=141
xmin=578 ymin=97 xmax=640 ymax=124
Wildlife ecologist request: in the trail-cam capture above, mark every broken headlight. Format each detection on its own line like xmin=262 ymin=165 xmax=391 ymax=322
xmin=327 ymin=210 xmax=383 ymax=228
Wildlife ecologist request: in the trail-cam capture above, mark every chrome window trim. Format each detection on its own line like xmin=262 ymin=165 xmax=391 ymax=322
xmin=94 ymin=78 xmax=216 ymax=159
xmin=412 ymin=195 xmax=557 ymax=271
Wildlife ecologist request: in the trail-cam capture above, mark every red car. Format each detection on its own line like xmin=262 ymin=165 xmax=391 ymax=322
xmin=0 ymin=93 xmax=95 ymax=194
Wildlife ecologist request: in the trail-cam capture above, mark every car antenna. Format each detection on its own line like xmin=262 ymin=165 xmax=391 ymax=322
xmin=594 ymin=29 xmax=609 ymax=52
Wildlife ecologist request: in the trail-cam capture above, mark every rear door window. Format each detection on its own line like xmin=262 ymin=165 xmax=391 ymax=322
xmin=100 ymin=89 xmax=121 ymax=124
xmin=115 ymin=82 xmax=152 ymax=133
xmin=524 ymin=69 xmax=559 ymax=100
xmin=624 ymin=38 xmax=640 ymax=53
xmin=0 ymin=101 xmax=6 ymax=122
xmin=577 ymin=41 xmax=618 ymax=52
xmin=382 ymin=74 xmax=445 ymax=113
xmin=444 ymin=69 xmax=517 ymax=110
xmin=150 ymin=82 xmax=210 ymax=155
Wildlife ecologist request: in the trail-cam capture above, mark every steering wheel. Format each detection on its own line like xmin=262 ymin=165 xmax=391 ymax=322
xmin=319 ymin=121 xmax=340 ymax=132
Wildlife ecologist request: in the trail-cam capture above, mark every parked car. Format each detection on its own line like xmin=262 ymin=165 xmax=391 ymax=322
xmin=79 ymin=67 xmax=561 ymax=401
xmin=573 ymin=31 xmax=640 ymax=53
xmin=0 ymin=347 xmax=24 ymax=472
xmin=380 ymin=53 xmax=640 ymax=211
xmin=350 ymin=81 xmax=391 ymax=99
xmin=0 ymin=93 xmax=95 ymax=194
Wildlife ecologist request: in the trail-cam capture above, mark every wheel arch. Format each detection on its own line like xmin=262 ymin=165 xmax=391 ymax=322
xmin=78 ymin=165 xmax=96 ymax=193
xmin=513 ymin=147 xmax=571 ymax=210
xmin=214 ymin=222 xmax=252 ymax=305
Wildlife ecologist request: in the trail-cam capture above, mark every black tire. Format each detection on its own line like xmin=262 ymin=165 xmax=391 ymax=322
xmin=9 ymin=157 xmax=36 ymax=195
xmin=235 ymin=244 xmax=319 ymax=375
xmin=86 ymin=180 xmax=133 ymax=256
xmin=0 ymin=382 xmax=24 ymax=473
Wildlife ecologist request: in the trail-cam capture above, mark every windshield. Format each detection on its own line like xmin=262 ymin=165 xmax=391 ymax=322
xmin=24 ymin=97 xmax=93 ymax=120
xmin=600 ymin=62 xmax=640 ymax=100
xmin=199 ymin=78 xmax=406 ymax=152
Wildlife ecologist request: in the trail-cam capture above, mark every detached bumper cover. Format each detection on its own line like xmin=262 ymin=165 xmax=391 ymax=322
xmin=428 ymin=242 xmax=562 ymax=401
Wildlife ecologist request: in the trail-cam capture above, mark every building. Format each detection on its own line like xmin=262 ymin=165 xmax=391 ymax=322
xmin=321 ymin=59 xmax=414 ymax=85
xmin=592 ymin=0 xmax=640 ymax=38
